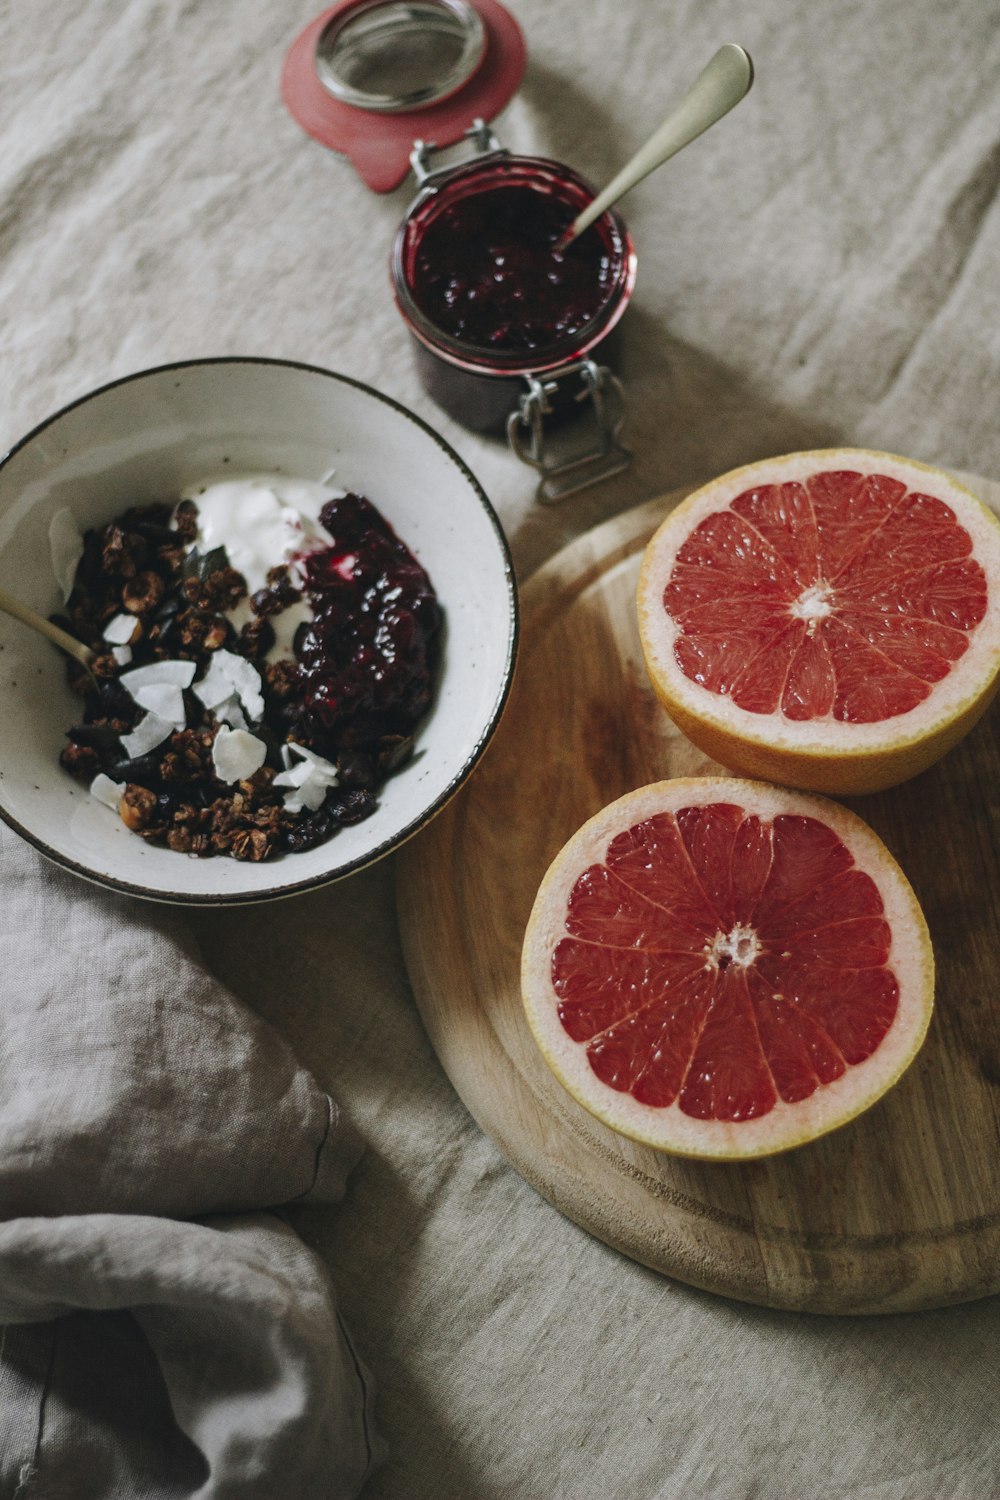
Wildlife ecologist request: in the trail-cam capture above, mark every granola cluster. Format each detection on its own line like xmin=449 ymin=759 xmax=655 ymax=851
xmin=56 ymin=493 xmax=441 ymax=861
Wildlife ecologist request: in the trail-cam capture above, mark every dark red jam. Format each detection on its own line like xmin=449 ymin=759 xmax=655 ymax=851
xmin=295 ymin=492 xmax=442 ymax=759
xmin=410 ymin=184 xmax=614 ymax=354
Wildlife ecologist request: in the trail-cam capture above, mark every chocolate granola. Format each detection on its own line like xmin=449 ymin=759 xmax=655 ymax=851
xmin=57 ymin=493 xmax=442 ymax=860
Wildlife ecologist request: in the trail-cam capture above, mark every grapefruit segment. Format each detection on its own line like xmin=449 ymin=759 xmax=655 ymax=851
xmin=637 ymin=450 xmax=1000 ymax=792
xmin=522 ymin=779 xmax=934 ymax=1160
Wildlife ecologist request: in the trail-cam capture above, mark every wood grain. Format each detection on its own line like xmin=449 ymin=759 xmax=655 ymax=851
xmin=396 ymin=475 xmax=1000 ymax=1315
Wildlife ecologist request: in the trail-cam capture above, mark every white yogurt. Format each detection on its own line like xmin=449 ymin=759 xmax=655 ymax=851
xmin=178 ymin=473 xmax=347 ymax=661
xmin=179 ymin=474 xmax=346 ymax=594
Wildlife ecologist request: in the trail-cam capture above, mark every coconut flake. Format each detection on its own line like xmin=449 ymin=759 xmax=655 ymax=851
xmin=121 ymin=659 xmax=197 ymax=693
xmin=277 ymin=759 xmax=314 ymax=788
xmin=285 ymin=742 xmax=335 ymax=770
xmin=278 ymin=784 xmax=323 ymax=815
xmin=133 ymin=682 xmax=187 ymax=729
xmin=90 ymin=773 xmax=125 ymax=810
xmin=212 ymin=725 xmax=267 ymax=784
xmin=111 ymin=645 xmax=133 ymax=667
xmin=103 ymin=613 xmax=139 ymax=646
xmin=273 ymin=741 xmax=338 ymax=813
xmin=193 ymin=650 xmax=264 ymax=724
xmin=218 ymin=651 xmax=264 ymax=723
xmin=49 ymin=508 xmax=84 ymax=604
xmin=192 ymin=653 xmax=234 ymax=711
xmin=216 ymin=694 xmax=249 ymax=731
xmin=117 ymin=665 xmax=194 ymax=747
xmin=120 ymin=712 xmax=174 ymax=758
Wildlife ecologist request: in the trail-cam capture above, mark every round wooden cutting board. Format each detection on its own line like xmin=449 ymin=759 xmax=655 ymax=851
xmin=396 ymin=473 xmax=1000 ymax=1315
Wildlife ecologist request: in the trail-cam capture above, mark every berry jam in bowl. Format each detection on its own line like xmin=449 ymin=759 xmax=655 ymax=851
xmin=0 ymin=358 xmax=517 ymax=904
xmin=392 ymin=145 xmax=636 ymax=488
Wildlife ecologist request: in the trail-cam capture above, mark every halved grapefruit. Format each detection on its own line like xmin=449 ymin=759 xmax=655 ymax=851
xmin=637 ymin=450 xmax=1000 ymax=793
xmin=521 ymin=779 xmax=933 ymax=1160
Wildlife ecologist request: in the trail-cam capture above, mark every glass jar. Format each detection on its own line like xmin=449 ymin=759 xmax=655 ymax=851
xmin=391 ymin=124 xmax=637 ymax=500
xmin=284 ymin=4 xmax=633 ymax=500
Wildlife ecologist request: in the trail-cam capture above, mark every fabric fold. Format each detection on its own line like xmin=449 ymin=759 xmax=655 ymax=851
xmin=1 ymin=1213 xmax=376 ymax=1500
xmin=0 ymin=824 xmax=374 ymax=1499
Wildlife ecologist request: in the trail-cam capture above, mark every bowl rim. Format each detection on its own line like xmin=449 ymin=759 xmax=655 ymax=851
xmin=0 ymin=355 xmax=520 ymax=905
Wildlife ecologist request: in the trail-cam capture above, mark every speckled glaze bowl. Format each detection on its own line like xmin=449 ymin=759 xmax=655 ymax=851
xmin=0 ymin=358 xmax=517 ymax=903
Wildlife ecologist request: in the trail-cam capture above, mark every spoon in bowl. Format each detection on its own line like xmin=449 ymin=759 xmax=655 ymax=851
xmin=556 ymin=42 xmax=754 ymax=251
xmin=0 ymin=585 xmax=95 ymax=677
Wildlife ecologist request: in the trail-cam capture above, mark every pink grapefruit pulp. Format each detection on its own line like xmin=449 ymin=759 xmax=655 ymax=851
xmin=521 ymin=779 xmax=934 ymax=1160
xmin=637 ymin=450 xmax=1000 ymax=793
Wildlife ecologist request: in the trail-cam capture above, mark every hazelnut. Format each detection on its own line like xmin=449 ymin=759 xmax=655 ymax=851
xmin=122 ymin=571 xmax=166 ymax=615
xmin=119 ymin=783 xmax=158 ymax=831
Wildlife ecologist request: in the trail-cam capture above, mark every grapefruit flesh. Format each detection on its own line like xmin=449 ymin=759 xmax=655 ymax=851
xmin=637 ymin=450 xmax=1000 ymax=793
xmin=521 ymin=779 xmax=934 ymax=1160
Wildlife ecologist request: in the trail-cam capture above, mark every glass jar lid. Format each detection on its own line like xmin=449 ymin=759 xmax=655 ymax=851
xmin=315 ymin=0 xmax=486 ymax=113
xmin=282 ymin=0 xmax=526 ymax=191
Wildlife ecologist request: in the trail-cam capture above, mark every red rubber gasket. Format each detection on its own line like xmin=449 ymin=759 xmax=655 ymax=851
xmin=282 ymin=0 xmax=527 ymax=192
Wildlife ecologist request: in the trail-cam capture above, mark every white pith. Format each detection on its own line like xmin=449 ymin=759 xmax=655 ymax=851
xmin=636 ymin=450 xmax=1000 ymax=755
xmin=791 ymin=581 xmax=834 ymax=630
xmin=521 ymin=778 xmax=935 ymax=1161
xmin=709 ymin=924 xmax=761 ymax=971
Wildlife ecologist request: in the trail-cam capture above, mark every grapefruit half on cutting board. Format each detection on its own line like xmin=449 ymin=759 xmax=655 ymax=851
xmin=521 ymin=779 xmax=934 ymax=1160
xmin=637 ymin=450 xmax=1000 ymax=793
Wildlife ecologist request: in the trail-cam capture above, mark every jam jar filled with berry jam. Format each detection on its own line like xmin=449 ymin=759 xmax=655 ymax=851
xmin=283 ymin=4 xmax=635 ymax=499
xmin=392 ymin=123 xmax=637 ymax=500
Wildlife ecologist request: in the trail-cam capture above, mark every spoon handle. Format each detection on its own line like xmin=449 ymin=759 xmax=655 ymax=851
xmin=567 ymin=43 xmax=754 ymax=244
xmin=0 ymin=585 xmax=93 ymax=667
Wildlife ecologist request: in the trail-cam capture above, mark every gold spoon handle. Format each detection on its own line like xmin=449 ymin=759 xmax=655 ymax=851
xmin=563 ymin=43 xmax=754 ymax=247
xmin=0 ymin=584 xmax=93 ymax=668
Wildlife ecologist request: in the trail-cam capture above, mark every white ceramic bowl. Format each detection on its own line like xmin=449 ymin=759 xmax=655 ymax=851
xmin=0 ymin=358 xmax=517 ymax=903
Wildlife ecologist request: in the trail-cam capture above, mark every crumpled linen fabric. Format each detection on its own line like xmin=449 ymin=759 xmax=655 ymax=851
xmin=0 ymin=825 xmax=376 ymax=1499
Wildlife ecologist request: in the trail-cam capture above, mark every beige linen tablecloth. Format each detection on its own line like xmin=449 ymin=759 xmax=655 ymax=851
xmin=0 ymin=820 xmax=377 ymax=1498
xmin=3 ymin=1 xmax=1000 ymax=1496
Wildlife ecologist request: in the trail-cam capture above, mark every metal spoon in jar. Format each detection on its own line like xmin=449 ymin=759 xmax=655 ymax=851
xmin=557 ymin=43 xmax=754 ymax=250
xmin=0 ymin=585 xmax=95 ymax=676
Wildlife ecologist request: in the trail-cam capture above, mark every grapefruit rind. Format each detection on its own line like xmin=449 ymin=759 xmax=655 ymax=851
xmin=636 ymin=450 xmax=1000 ymax=794
xmin=521 ymin=778 xmax=934 ymax=1161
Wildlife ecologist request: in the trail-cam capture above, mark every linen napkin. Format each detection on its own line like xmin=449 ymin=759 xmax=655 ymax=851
xmin=0 ymin=822 xmax=376 ymax=1499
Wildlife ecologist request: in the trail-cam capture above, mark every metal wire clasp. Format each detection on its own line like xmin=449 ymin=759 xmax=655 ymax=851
xmin=507 ymin=359 xmax=630 ymax=503
xmin=410 ymin=118 xmax=505 ymax=188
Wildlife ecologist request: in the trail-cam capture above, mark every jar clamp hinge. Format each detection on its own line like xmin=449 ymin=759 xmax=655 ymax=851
xmin=507 ymin=359 xmax=631 ymax=503
xmin=410 ymin=118 xmax=505 ymax=188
